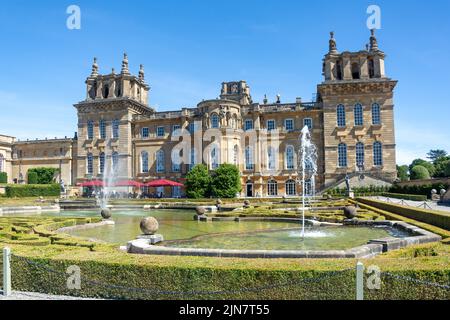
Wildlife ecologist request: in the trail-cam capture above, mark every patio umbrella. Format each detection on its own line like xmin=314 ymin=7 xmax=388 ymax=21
xmin=78 ymin=180 xmax=105 ymax=187
xmin=114 ymin=180 xmax=144 ymax=187
xmin=145 ymin=179 xmax=184 ymax=187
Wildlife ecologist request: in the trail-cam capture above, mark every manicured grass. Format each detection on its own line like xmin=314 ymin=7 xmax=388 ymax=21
xmin=0 ymin=196 xmax=60 ymax=207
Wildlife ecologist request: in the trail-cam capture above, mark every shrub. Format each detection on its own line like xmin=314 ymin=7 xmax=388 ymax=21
xmin=409 ymin=159 xmax=435 ymax=177
xmin=27 ymin=167 xmax=59 ymax=184
xmin=356 ymin=198 xmax=450 ymax=231
xmin=381 ymin=193 xmax=427 ymax=202
xmin=185 ymin=164 xmax=212 ymax=199
xmin=5 ymin=184 xmax=60 ymax=197
xmin=211 ymin=164 xmax=241 ymax=198
xmin=410 ymin=165 xmax=431 ymax=180
xmin=390 ymin=183 xmax=449 ymax=199
xmin=27 ymin=171 xmax=38 ymax=184
xmin=0 ymin=172 xmax=7 ymax=184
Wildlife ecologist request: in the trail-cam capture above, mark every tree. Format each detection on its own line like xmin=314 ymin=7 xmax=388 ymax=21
xmin=27 ymin=167 xmax=59 ymax=184
xmin=433 ymin=156 xmax=450 ymax=178
xmin=211 ymin=164 xmax=242 ymax=198
xmin=426 ymin=149 xmax=448 ymax=162
xmin=409 ymin=159 xmax=435 ymax=177
xmin=396 ymin=165 xmax=409 ymax=181
xmin=445 ymin=161 xmax=450 ymax=178
xmin=410 ymin=165 xmax=431 ymax=180
xmin=185 ymin=164 xmax=211 ymax=199
xmin=27 ymin=171 xmax=38 ymax=184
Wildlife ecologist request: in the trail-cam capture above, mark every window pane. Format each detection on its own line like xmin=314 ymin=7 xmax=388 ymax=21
xmin=303 ymin=118 xmax=313 ymax=130
xmin=372 ymin=103 xmax=381 ymax=125
xmin=338 ymin=143 xmax=347 ymax=167
xmin=337 ymin=105 xmax=346 ymax=127
xmin=354 ymin=104 xmax=363 ymax=126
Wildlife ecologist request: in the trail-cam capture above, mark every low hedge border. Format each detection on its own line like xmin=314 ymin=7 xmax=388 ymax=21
xmin=356 ymin=198 xmax=450 ymax=231
xmin=350 ymin=199 xmax=450 ymax=239
xmin=381 ymin=193 xmax=428 ymax=202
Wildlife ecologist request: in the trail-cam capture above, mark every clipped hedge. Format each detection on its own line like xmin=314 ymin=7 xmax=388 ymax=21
xmin=381 ymin=193 xmax=428 ymax=202
xmin=357 ymin=198 xmax=450 ymax=231
xmin=0 ymin=172 xmax=7 ymax=184
xmin=5 ymin=184 xmax=60 ymax=197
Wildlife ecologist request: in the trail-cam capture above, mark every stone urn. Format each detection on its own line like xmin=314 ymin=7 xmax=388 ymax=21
xmin=140 ymin=217 xmax=159 ymax=235
xmin=440 ymin=189 xmax=447 ymax=197
xmin=101 ymin=208 xmax=112 ymax=220
xmin=243 ymin=200 xmax=250 ymax=209
xmin=195 ymin=206 xmax=207 ymax=216
xmin=343 ymin=206 xmax=357 ymax=219
xmin=216 ymin=199 xmax=223 ymax=211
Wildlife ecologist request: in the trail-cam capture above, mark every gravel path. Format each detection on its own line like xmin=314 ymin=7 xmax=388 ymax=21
xmin=0 ymin=291 xmax=101 ymax=300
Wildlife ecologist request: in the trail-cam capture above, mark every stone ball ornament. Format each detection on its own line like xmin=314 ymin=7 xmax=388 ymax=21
xmin=140 ymin=217 xmax=159 ymax=235
xmin=343 ymin=206 xmax=358 ymax=219
xmin=195 ymin=206 xmax=207 ymax=216
xmin=101 ymin=208 xmax=112 ymax=220
xmin=440 ymin=189 xmax=447 ymax=196
xmin=431 ymin=189 xmax=437 ymax=195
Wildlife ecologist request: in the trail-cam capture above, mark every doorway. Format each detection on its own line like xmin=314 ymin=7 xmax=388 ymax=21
xmin=246 ymin=183 xmax=253 ymax=197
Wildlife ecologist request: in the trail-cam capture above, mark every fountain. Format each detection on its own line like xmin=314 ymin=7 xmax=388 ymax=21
xmin=298 ymin=125 xmax=318 ymax=239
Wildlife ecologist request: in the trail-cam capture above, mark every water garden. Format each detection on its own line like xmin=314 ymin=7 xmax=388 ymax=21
xmin=0 ymin=128 xmax=449 ymax=300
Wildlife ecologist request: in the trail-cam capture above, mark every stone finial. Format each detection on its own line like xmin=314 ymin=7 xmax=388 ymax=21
xmin=329 ymin=31 xmax=338 ymax=54
xmin=370 ymin=29 xmax=379 ymax=51
xmin=121 ymin=53 xmax=130 ymax=75
xmin=263 ymin=94 xmax=268 ymax=104
xmin=276 ymin=94 xmax=281 ymax=104
xmin=366 ymin=43 xmax=370 ymax=51
xmin=139 ymin=64 xmax=145 ymax=81
xmin=111 ymin=67 xmax=116 ymax=75
xmin=91 ymin=57 xmax=99 ymax=77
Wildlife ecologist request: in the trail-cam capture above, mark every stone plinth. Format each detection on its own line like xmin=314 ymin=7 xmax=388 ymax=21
xmin=136 ymin=234 xmax=164 ymax=244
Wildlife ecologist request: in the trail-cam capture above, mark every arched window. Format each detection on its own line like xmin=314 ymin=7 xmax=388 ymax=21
xmin=141 ymin=151 xmax=149 ymax=173
xmin=372 ymin=103 xmax=381 ymax=125
xmin=87 ymin=120 xmax=94 ymax=140
xmin=211 ymin=113 xmax=219 ymax=129
xmin=156 ymin=150 xmax=165 ymax=173
xmin=368 ymin=58 xmax=375 ymax=78
xmin=356 ymin=142 xmax=365 ymax=168
xmin=285 ymin=179 xmax=296 ymax=196
xmin=351 ymin=62 xmax=360 ymax=79
xmin=267 ymin=179 xmax=278 ymax=196
xmin=103 ymin=84 xmax=109 ymax=99
xmin=335 ymin=60 xmax=343 ymax=80
xmin=233 ymin=145 xmax=239 ymax=165
xmin=285 ymin=146 xmax=295 ymax=170
xmin=245 ymin=146 xmax=254 ymax=170
xmin=373 ymin=142 xmax=383 ymax=166
xmin=268 ymin=146 xmax=276 ymax=170
xmin=112 ymin=152 xmax=119 ymax=171
xmin=112 ymin=119 xmax=120 ymax=139
xmin=211 ymin=146 xmax=219 ymax=169
xmin=337 ymin=104 xmax=346 ymax=127
xmin=99 ymin=152 xmax=106 ymax=174
xmin=338 ymin=143 xmax=347 ymax=167
xmin=99 ymin=120 xmax=106 ymax=139
xmin=354 ymin=103 xmax=363 ymax=126
xmin=0 ymin=154 xmax=4 ymax=173
xmin=87 ymin=153 xmax=94 ymax=175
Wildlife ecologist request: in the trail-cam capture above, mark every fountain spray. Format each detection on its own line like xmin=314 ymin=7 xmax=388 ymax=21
xmin=298 ymin=125 xmax=318 ymax=240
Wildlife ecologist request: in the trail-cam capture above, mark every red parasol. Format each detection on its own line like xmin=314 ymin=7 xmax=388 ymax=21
xmin=114 ymin=180 xmax=144 ymax=187
xmin=145 ymin=179 xmax=184 ymax=187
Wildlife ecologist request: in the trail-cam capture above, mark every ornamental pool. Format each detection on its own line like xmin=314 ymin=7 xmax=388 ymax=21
xmin=46 ymin=209 xmax=408 ymax=251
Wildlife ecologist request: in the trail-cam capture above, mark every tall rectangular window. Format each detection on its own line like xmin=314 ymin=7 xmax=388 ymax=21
xmin=354 ymin=104 xmax=364 ymax=126
xmin=303 ymin=118 xmax=313 ymax=130
xmin=87 ymin=121 xmax=94 ymax=140
xmin=284 ymin=119 xmax=294 ymax=132
xmin=338 ymin=143 xmax=348 ymax=167
xmin=337 ymin=105 xmax=346 ymax=127
xmin=99 ymin=120 xmax=107 ymax=139
xmin=112 ymin=119 xmax=120 ymax=139
xmin=267 ymin=120 xmax=276 ymax=131
xmin=244 ymin=119 xmax=254 ymax=131
xmin=372 ymin=103 xmax=381 ymax=125
xmin=141 ymin=127 xmax=149 ymax=138
xmin=157 ymin=126 xmax=165 ymax=137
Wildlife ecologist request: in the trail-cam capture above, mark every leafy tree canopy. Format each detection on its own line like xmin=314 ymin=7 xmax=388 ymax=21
xmin=211 ymin=164 xmax=242 ymax=198
xmin=410 ymin=165 xmax=431 ymax=180
xmin=185 ymin=164 xmax=211 ymax=199
xmin=426 ymin=149 xmax=448 ymax=163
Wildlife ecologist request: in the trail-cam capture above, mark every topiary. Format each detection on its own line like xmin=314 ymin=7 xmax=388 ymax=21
xmin=410 ymin=165 xmax=431 ymax=180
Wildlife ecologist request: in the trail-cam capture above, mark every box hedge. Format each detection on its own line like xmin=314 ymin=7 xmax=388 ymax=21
xmin=5 ymin=184 xmax=60 ymax=198
xmin=381 ymin=193 xmax=428 ymax=202
xmin=0 ymin=172 xmax=7 ymax=184
xmin=356 ymin=198 xmax=450 ymax=231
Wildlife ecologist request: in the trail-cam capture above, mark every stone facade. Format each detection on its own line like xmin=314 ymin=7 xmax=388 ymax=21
xmin=0 ymin=31 xmax=398 ymax=197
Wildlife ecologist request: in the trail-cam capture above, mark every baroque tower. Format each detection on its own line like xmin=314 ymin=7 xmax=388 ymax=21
xmin=318 ymin=30 xmax=397 ymax=187
xmin=74 ymin=54 xmax=153 ymax=182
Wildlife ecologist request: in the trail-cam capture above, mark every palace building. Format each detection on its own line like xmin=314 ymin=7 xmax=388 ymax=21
xmin=0 ymin=30 xmax=397 ymax=197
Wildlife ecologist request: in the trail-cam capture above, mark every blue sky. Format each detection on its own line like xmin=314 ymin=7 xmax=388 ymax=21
xmin=0 ymin=0 xmax=449 ymax=165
